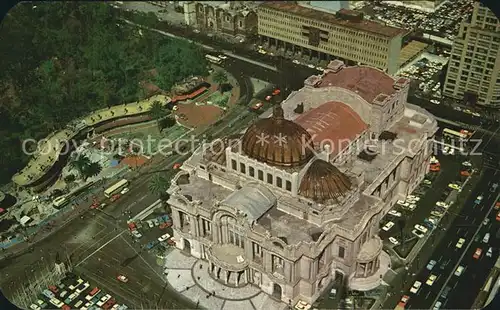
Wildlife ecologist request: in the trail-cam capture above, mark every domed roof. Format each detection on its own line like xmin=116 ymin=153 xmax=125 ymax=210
xmin=299 ymin=159 xmax=352 ymax=203
xmin=241 ymin=105 xmax=314 ymax=167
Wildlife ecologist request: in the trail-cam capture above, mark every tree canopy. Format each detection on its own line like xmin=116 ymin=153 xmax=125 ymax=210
xmin=0 ymin=2 xmax=208 ymax=185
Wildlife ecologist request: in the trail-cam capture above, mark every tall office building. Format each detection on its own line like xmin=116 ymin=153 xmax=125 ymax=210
xmin=443 ymin=1 xmax=500 ymax=108
xmin=257 ymin=2 xmax=405 ymax=74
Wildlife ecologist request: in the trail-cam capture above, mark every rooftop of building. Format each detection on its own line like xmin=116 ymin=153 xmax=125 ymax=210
xmin=259 ymin=2 xmax=406 ymax=38
xmin=317 ymin=64 xmax=398 ymax=103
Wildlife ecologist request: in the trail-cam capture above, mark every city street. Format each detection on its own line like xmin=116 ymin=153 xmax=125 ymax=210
xmin=402 ymin=169 xmax=499 ymax=309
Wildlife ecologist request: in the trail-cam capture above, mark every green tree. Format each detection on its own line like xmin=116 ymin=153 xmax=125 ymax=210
xmin=212 ymin=70 xmax=228 ymax=92
xmin=148 ymin=101 xmax=168 ymax=132
xmin=63 ymin=174 xmax=76 ymax=184
xmin=69 ymin=155 xmax=91 ymax=178
xmin=149 ymin=173 xmax=169 ymax=197
xmin=81 ymin=162 xmax=102 ymax=181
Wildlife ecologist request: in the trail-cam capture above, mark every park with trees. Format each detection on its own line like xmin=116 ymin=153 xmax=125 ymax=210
xmin=0 ymin=2 xmax=209 ymax=185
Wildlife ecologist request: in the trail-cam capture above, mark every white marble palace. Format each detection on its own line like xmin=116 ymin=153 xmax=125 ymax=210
xmin=166 ymin=60 xmax=437 ymax=304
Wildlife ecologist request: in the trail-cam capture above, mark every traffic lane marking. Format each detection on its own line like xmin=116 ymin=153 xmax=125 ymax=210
xmin=75 ymin=230 xmax=127 ymax=267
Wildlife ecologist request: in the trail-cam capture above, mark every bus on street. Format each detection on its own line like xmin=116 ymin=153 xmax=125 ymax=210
xmin=104 ymin=179 xmax=129 ymax=198
xmin=205 ymin=54 xmax=222 ymax=64
xmin=442 ymin=128 xmax=473 ymax=141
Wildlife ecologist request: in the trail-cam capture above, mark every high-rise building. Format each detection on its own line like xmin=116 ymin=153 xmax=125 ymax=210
xmin=257 ymin=2 xmax=406 ymax=74
xmin=443 ymin=1 xmax=500 ymax=108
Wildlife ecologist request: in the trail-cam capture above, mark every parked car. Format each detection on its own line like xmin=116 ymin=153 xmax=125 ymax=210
xmin=414 ymin=224 xmax=428 ymax=233
xmin=117 ymin=275 xmax=129 ymax=283
xmin=382 ymin=221 xmax=395 ymax=231
xmin=398 ymin=295 xmax=410 ymax=308
xmin=412 ymin=229 xmax=425 ymax=238
xmin=483 ymin=233 xmax=490 ymax=243
xmin=388 ymin=210 xmax=402 ymax=217
xmin=426 ymin=274 xmax=437 ymax=286
xmin=431 ymin=211 xmax=444 ymax=217
xmin=486 ymin=247 xmax=493 ymax=257
xmin=388 ymin=237 xmax=399 ymax=245
xmin=158 ymin=233 xmax=171 ymax=242
xmin=440 ymin=286 xmax=452 ymax=299
xmin=426 ymin=260 xmax=437 ymax=271
xmin=433 ymin=301 xmax=442 ymax=310
xmin=410 ymin=281 xmax=422 ymax=294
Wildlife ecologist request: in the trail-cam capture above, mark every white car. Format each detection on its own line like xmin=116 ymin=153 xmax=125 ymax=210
xmin=436 ymin=201 xmax=449 ymax=208
xmin=218 ymin=55 xmax=228 ymax=60
xmin=258 ymin=49 xmax=267 ymax=55
xmin=388 ymin=237 xmax=399 ymax=245
xmin=430 ymin=156 xmax=439 ymax=164
xmin=316 ymin=66 xmax=324 ymax=71
xmin=388 ymin=210 xmax=402 ymax=217
xmin=382 ymin=221 xmax=395 ymax=231
xmin=412 ymin=229 xmax=425 ymax=238
xmin=193 ymin=29 xmax=200 ymax=34
xmin=158 ymin=233 xmax=171 ymax=242
xmin=414 ymin=224 xmax=428 ymax=233
xmin=430 ymin=99 xmax=440 ymax=105
xmin=292 ymin=59 xmax=300 ymax=65
xmin=462 ymin=161 xmax=472 ymax=167
xmin=407 ymin=196 xmax=420 ymax=202
xmin=97 ymin=294 xmax=111 ymax=307
xmin=456 ymin=238 xmax=466 ymax=248
xmin=426 ymin=274 xmax=437 ymax=286
xmin=486 ymin=247 xmax=493 ymax=257
xmin=147 ymin=220 xmax=154 ymax=228
xmin=409 ymin=281 xmax=422 ymax=293
xmin=29 ymin=304 xmax=41 ymax=310
xmin=407 ymin=204 xmax=417 ymax=211
xmin=431 ymin=211 xmax=444 ymax=217
xmin=120 ymin=187 xmax=130 ymax=194
xmin=454 ymin=265 xmax=465 ymax=276
xmin=433 ymin=301 xmax=442 ymax=310
xmin=131 ymin=230 xmax=142 ymax=238
xmin=307 ymin=64 xmax=315 ymax=69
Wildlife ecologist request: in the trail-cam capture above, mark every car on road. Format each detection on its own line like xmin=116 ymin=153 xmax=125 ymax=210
xmin=292 ymin=59 xmax=300 ymax=65
xmin=412 ymin=229 xmax=425 ymax=238
xmin=251 ymin=102 xmax=263 ymax=110
xmin=426 ymin=274 xmax=437 ymax=286
xmin=473 ymin=248 xmax=482 ymax=259
xmin=483 ymin=218 xmax=490 ymax=226
xmin=398 ymin=295 xmax=410 ymax=308
xmin=462 ymin=161 xmax=472 ymax=167
xmin=475 ymin=195 xmax=483 ymax=204
xmin=316 ymin=66 xmax=324 ymax=71
xmin=110 ymin=194 xmax=120 ymax=202
xmin=423 ymin=179 xmax=432 ymax=185
xmin=218 ymin=55 xmax=227 ymax=60
xmin=117 ymin=275 xmax=129 ymax=283
xmin=460 ymin=170 xmax=471 ymax=177
xmin=495 ymin=202 xmax=500 ymax=210
xmin=173 ymin=163 xmax=182 ymax=169
xmin=410 ymin=281 xmax=422 ymax=294
xmin=431 ymin=211 xmax=444 ymax=217
xmin=426 ymin=260 xmax=437 ymax=271
xmin=448 ymin=183 xmax=461 ymax=190
xmin=496 ymin=211 xmax=500 ymax=221
xmin=455 ymin=265 xmax=465 ymax=276
xmin=388 ymin=237 xmax=399 ymax=245
xmin=307 ymin=64 xmax=315 ymax=69
xmin=430 ymin=99 xmax=440 ymax=105
xmin=440 ymin=286 xmax=452 ymax=299
xmin=158 ymin=233 xmax=171 ymax=242
xmin=90 ymin=202 xmax=100 ymax=209
xmin=456 ymin=238 xmax=466 ymax=248
xmin=265 ymin=95 xmax=272 ymax=101
xmin=483 ymin=233 xmax=490 ymax=243
xmin=120 ymin=188 xmax=129 ymax=195
xmin=487 ymin=247 xmax=493 ymax=257
xmin=388 ymin=210 xmax=402 ymax=217
xmin=414 ymin=224 xmax=428 ymax=233
xmin=272 ymin=89 xmax=281 ymax=96
xmin=433 ymin=301 xmax=442 ymax=310
xmin=382 ymin=221 xmax=395 ymax=231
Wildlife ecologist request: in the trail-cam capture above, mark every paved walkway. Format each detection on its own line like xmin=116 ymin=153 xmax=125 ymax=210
xmin=163 ymin=250 xmax=287 ymax=310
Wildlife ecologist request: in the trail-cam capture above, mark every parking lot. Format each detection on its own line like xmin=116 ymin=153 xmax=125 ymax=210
xmin=357 ymin=0 xmax=474 ymax=41
xmin=29 ymin=273 xmax=129 ymax=310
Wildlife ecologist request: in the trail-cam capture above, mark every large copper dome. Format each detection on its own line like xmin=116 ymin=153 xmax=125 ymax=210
xmin=241 ymin=105 xmax=314 ymax=167
xmin=299 ymin=159 xmax=352 ymax=203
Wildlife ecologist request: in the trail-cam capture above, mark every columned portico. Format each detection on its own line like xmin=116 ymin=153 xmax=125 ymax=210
xmin=207 ymin=243 xmax=250 ymax=287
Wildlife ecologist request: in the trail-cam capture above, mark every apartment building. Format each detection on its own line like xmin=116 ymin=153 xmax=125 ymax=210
xmin=443 ymin=1 xmax=500 ymax=108
xmin=257 ymin=2 xmax=405 ymax=74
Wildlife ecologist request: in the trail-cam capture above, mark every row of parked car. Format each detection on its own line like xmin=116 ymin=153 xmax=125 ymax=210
xmin=30 ymin=273 xmax=128 ymax=310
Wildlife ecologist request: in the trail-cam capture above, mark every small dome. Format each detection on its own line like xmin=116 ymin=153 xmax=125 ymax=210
xmin=299 ymin=159 xmax=352 ymax=203
xmin=241 ymin=105 xmax=314 ymax=167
